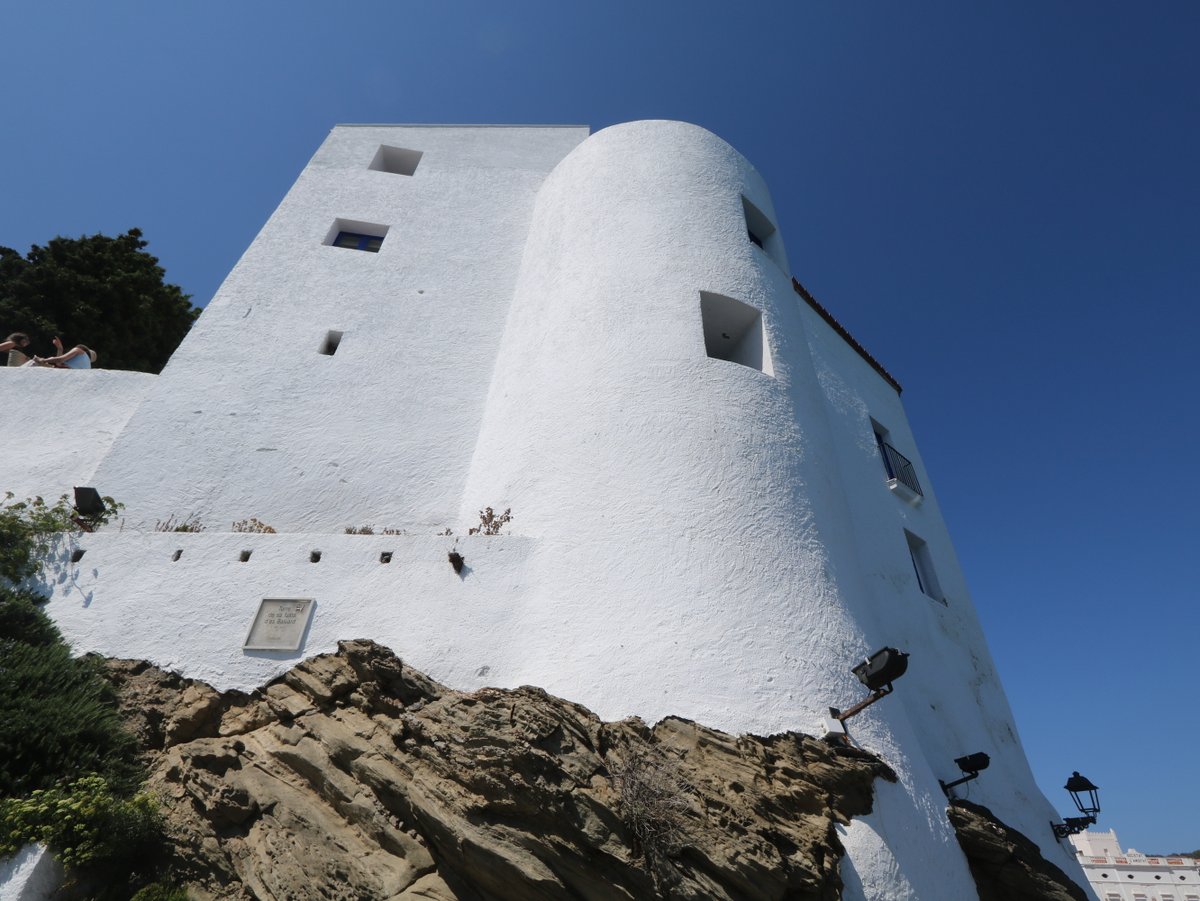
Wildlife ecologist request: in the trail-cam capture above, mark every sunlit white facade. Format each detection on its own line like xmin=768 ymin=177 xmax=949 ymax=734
xmin=1 ymin=121 xmax=1091 ymax=900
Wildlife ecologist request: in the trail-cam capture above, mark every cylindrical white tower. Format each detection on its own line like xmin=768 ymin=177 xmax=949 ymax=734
xmin=460 ymin=121 xmax=987 ymax=899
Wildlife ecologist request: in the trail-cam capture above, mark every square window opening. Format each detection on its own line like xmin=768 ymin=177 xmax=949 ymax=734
xmin=369 ymin=145 xmax=422 ymax=176
xmin=70 ymin=549 xmax=85 ymax=563
xmin=310 ymin=550 xmax=322 ymax=563
xmin=905 ymin=530 xmax=944 ymax=603
xmin=324 ymin=218 xmax=388 ymax=253
xmin=172 ymin=549 xmax=183 ymax=562
xmin=380 ymin=551 xmax=393 ymax=563
xmin=742 ymin=195 xmax=785 ymax=270
xmin=318 ymin=330 xmax=343 ymax=356
xmin=239 ymin=550 xmax=252 ymax=563
xmin=699 ymin=291 xmax=774 ymax=376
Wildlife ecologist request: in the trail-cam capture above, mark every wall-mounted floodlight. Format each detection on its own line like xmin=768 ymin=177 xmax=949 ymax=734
xmin=72 ymin=486 xmax=108 ymax=531
xmin=73 ymin=487 xmax=106 ymax=516
xmin=829 ymin=647 xmax=910 ymax=725
xmin=1050 ymin=771 xmax=1101 ymax=840
xmin=939 ymin=752 xmax=991 ymax=796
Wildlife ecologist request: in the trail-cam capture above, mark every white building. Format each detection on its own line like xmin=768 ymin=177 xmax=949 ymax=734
xmin=1072 ymin=831 xmax=1200 ymax=901
xmin=1 ymin=121 xmax=1092 ymax=900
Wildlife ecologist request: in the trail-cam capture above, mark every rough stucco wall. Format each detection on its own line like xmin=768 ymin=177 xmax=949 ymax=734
xmin=458 ymin=120 xmax=980 ymax=900
xmin=89 ymin=125 xmax=589 ymax=533
xmin=37 ymin=532 xmax=533 ymax=693
xmin=0 ymin=369 xmax=154 ymax=501
xmin=11 ymin=121 xmax=1092 ymax=901
xmin=799 ymin=302 xmax=1087 ymax=882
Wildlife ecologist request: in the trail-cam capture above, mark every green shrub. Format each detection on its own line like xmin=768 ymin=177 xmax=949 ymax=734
xmin=0 ymin=775 xmax=161 ymax=869
xmin=0 ymin=586 xmax=61 ymax=647
xmin=0 ymin=492 xmax=122 ymax=584
xmin=0 ymin=589 xmax=141 ymax=799
xmin=129 ymin=883 xmax=189 ymax=901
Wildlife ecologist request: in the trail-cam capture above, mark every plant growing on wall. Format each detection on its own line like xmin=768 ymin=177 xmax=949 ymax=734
xmin=232 ymin=517 xmax=276 ymax=533
xmin=468 ymin=507 xmax=512 ymax=536
xmin=154 ymin=513 xmax=204 ymax=532
xmin=0 ymin=492 xmax=122 ymax=585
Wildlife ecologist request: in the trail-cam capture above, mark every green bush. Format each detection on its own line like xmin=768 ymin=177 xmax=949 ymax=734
xmin=0 ymin=611 xmax=142 ymax=796
xmin=0 ymin=775 xmax=161 ymax=869
xmin=129 ymin=883 xmax=189 ymax=901
xmin=0 ymin=492 xmax=122 ymax=584
xmin=0 ymin=586 xmax=61 ymax=648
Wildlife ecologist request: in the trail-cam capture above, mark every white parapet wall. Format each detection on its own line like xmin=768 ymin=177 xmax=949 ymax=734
xmin=0 ymin=368 xmax=154 ymax=502
xmin=4 ymin=121 xmax=1093 ymax=901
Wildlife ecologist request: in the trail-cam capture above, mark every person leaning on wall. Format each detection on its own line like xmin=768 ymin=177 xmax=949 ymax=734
xmin=2 ymin=332 xmax=32 ymax=366
xmin=33 ymin=337 xmax=98 ymax=369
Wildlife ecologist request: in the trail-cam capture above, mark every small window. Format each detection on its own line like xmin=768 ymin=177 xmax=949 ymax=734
xmin=380 ymin=551 xmax=393 ymax=564
xmin=333 ymin=232 xmax=383 ymax=253
xmin=905 ymin=530 xmax=944 ymax=603
xmin=369 ymin=145 xmax=422 ymax=176
xmin=239 ymin=550 xmax=252 ymax=562
xmin=310 ymin=550 xmax=322 ymax=563
xmin=318 ymin=330 xmax=343 ymax=356
xmin=699 ymin=291 xmax=774 ymax=375
xmin=172 ymin=549 xmax=183 ymax=562
xmin=324 ymin=218 xmax=387 ymax=253
xmin=70 ymin=549 xmax=85 ymax=563
xmin=742 ymin=195 xmax=784 ymax=269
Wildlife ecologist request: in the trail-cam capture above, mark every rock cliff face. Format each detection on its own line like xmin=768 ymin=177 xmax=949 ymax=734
xmin=102 ymin=641 xmax=1085 ymax=900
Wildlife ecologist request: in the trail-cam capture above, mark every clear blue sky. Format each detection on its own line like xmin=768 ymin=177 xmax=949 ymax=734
xmin=3 ymin=1 xmax=1197 ymax=854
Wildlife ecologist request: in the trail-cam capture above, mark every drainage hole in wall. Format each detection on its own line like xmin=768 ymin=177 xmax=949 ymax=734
xmin=239 ymin=550 xmax=252 ymax=562
xmin=310 ymin=550 xmax=322 ymax=563
xmin=172 ymin=549 xmax=183 ymax=562
xmin=70 ymin=549 xmax=86 ymax=563
xmin=318 ymin=330 xmax=343 ymax=356
xmin=380 ymin=551 xmax=393 ymax=564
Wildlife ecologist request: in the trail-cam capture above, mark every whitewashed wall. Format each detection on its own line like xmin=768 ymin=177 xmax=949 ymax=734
xmin=0 ymin=369 xmax=153 ymax=502
xmin=90 ymin=126 xmax=589 ymax=533
xmin=4 ymin=122 xmax=1093 ymax=900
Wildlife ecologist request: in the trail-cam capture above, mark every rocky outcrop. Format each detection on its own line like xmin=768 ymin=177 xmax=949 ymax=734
xmin=948 ymin=800 xmax=1089 ymax=901
xmin=102 ymin=642 xmax=1089 ymax=900
xmin=105 ymin=641 xmax=893 ymax=900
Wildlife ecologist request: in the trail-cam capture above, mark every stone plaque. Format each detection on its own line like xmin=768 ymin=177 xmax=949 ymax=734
xmin=243 ymin=598 xmax=314 ymax=651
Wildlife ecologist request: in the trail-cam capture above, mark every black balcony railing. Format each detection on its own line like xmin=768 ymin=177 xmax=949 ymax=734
xmin=880 ymin=442 xmax=923 ymax=498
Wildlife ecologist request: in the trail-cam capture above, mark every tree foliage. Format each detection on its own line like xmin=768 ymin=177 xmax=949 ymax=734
xmin=0 ymin=228 xmax=197 ymax=373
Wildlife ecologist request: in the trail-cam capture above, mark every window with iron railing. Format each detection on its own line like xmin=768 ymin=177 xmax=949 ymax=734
xmin=872 ymin=422 xmax=923 ymax=502
xmin=879 ymin=440 xmax=923 ymax=498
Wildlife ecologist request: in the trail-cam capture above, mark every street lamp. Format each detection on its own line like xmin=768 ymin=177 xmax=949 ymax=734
xmin=1050 ymin=771 xmax=1101 ymax=840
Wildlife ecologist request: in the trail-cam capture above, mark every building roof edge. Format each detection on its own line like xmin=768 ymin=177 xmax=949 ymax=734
xmin=791 ymin=277 xmax=902 ymax=395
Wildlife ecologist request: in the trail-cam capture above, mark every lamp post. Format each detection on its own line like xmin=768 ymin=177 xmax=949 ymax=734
xmin=1050 ymin=771 xmax=1101 ymax=840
